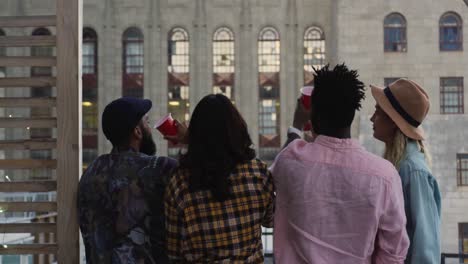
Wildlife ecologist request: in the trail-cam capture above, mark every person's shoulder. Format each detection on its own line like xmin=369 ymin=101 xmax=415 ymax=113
xmin=137 ymin=155 xmax=179 ymax=185
xmin=276 ymin=139 xmax=309 ymax=160
xmin=234 ymin=158 xmax=268 ymax=174
xmin=81 ymin=154 xmax=111 ymax=177
xmin=144 ymin=155 xmax=178 ymax=170
xmin=358 ymin=149 xmax=400 ymax=182
xmin=398 ymin=156 xmax=432 ymax=182
xmin=166 ymin=167 xmax=189 ymax=195
xmin=168 ymin=166 xmax=189 ymax=184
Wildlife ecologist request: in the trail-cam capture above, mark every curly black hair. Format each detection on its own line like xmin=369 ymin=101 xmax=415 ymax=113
xmin=311 ymin=63 xmax=366 ymax=133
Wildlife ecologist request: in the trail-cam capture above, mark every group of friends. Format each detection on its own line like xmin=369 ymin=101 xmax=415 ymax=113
xmin=77 ymin=63 xmax=441 ymax=264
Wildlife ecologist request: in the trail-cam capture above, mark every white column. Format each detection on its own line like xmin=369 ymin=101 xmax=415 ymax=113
xmin=98 ymin=0 xmax=118 ymax=154
xmin=238 ymin=1 xmax=258 ymax=148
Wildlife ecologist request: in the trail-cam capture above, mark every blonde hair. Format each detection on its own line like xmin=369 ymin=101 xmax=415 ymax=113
xmin=384 ymin=129 xmax=431 ymax=170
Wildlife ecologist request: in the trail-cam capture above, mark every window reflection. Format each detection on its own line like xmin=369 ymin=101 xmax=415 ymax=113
xmin=82 ymin=28 xmax=98 ymax=169
xmin=123 ymin=27 xmax=144 ymax=98
xmin=304 ymin=27 xmax=325 ymax=85
xmin=168 ymin=28 xmax=190 ymax=157
xmin=384 ymin=13 xmax=407 ymax=52
xmin=440 ymin=12 xmax=463 ymax=51
xmin=213 ymin=27 xmax=235 ymax=99
xmin=258 ymin=27 xmax=281 ymax=161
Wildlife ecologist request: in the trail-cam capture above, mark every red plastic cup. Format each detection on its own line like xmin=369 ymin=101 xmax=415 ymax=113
xmin=154 ymin=113 xmax=177 ymax=137
xmin=300 ymin=86 xmax=314 ymax=109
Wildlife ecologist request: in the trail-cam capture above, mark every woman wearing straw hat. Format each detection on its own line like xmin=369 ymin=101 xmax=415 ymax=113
xmin=370 ymin=79 xmax=441 ymax=264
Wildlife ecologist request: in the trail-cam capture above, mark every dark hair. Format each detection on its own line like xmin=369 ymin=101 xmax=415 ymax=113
xmin=311 ymin=63 xmax=366 ymax=134
xmin=180 ymin=94 xmax=256 ymax=202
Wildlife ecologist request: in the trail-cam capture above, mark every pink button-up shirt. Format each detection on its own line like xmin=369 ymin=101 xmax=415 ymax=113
xmin=270 ymin=136 xmax=409 ymax=264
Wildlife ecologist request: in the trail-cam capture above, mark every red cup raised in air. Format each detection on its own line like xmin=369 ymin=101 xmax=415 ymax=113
xmin=154 ymin=113 xmax=177 ymax=137
xmin=300 ymin=86 xmax=314 ymax=110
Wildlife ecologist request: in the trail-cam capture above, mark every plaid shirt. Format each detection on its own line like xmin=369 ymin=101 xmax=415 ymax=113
xmin=78 ymin=148 xmax=177 ymax=264
xmin=164 ymin=159 xmax=274 ymax=263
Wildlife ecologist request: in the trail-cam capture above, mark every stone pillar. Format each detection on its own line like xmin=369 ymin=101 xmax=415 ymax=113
xmin=190 ymin=0 xmax=209 ymax=113
xmin=145 ymin=0 xmax=167 ymax=155
xmin=281 ymin=0 xmax=299 ymax=143
xmin=98 ymin=0 xmax=118 ymax=154
xmin=238 ymin=0 xmax=258 ymax=147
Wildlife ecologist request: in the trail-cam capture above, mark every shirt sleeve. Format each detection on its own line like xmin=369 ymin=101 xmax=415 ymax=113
xmin=374 ymin=173 xmax=410 ymax=264
xmin=139 ymin=156 xmax=178 ymax=260
xmin=164 ymin=175 xmax=184 ymax=263
xmin=405 ymin=169 xmax=441 ymax=264
xmin=261 ymin=170 xmax=275 ymax=228
xmin=77 ymin=181 xmax=93 ymax=263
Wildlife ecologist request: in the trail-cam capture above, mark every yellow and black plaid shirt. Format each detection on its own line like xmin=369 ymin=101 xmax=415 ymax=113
xmin=164 ymin=159 xmax=274 ymax=263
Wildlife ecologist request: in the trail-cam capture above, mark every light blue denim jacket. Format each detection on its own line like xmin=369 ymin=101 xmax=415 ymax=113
xmin=399 ymin=140 xmax=441 ymax=264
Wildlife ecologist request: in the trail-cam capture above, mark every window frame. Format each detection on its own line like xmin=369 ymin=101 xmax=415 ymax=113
xmin=440 ymin=12 xmax=463 ymax=51
xmin=440 ymin=77 xmax=464 ymax=114
xmin=384 ymin=13 xmax=407 ymax=52
xmin=303 ymin=26 xmax=326 ymax=77
xmin=122 ymin=27 xmax=144 ymax=98
xmin=457 ymin=153 xmax=468 ymax=186
xmin=258 ymin=26 xmax=281 ymax=160
xmin=83 ymin=27 xmax=98 ymax=75
xmin=167 ymin=27 xmax=190 ymax=156
xmin=213 ymin=26 xmax=235 ymax=99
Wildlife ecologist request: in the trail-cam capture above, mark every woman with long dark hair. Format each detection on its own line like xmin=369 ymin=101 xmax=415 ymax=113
xmin=164 ymin=94 xmax=274 ymax=263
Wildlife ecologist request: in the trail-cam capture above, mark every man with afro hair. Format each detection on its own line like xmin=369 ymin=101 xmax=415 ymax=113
xmin=270 ymin=64 xmax=409 ymax=263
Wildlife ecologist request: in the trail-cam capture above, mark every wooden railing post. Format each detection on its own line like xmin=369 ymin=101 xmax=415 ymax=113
xmin=56 ymin=0 xmax=82 ymax=263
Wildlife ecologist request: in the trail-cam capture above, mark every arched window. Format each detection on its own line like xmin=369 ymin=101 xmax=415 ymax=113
xmin=122 ymin=27 xmax=144 ymax=98
xmin=304 ymin=27 xmax=325 ymax=85
xmin=82 ymin=28 xmax=98 ymax=168
xmin=440 ymin=12 xmax=463 ymax=51
xmin=213 ymin=27 xmax=235 ymax=100
xmin=168 ymin=27 xmax=190 ymax=157
xmin=83 ymin=28 xmax=98 ymax=75
xmin=31 ymin=28 xmax=54 ymax=180
xmin=384 ymin=13 xmax=407 ymax=52
xmin=258 ymin=27 xmax=280 ymax=161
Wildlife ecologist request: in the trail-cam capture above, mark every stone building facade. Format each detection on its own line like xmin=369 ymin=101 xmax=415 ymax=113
xmin=0 ymin=0 xmax=467 ymax=261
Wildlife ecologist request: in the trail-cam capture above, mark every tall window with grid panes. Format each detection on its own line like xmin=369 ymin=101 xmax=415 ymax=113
xmin=440 ymin=12 xmax=463 ymax=51
xmin=122 ymin=27 xmax=144 ymax=98
xmin=82 ymin=28 xmax=98 ymax=169
xmin=440 ymin=77 xmax=464 ymax=114
xmin=304 ymin=27 xmax=325 ymax=85
xmin=168 ymin=28 xmax=190 ymax=157
xmin=458 ymin=154 xmax=468 ymax=186
xmin=460 ymin=223 xmax=468 ymax=263
xmin=213 ymin=27 xmax=235 ymax=100
xmin=384 ymin=13 xmax=407 ymax=52
xmin=258 ymin=27 xmax=281 ymax=162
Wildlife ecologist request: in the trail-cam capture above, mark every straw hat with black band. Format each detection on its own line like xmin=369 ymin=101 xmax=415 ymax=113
xmin=370 ymin=79 xmax=430 ymax=141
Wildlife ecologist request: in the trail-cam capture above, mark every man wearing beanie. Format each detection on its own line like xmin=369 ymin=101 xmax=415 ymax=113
xmin=78 ymin=97 xmax=177 ymax=264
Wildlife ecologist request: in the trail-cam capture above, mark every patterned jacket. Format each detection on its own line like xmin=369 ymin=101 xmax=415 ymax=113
xmin=78 ymin=148 xmax=177 ymax=264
